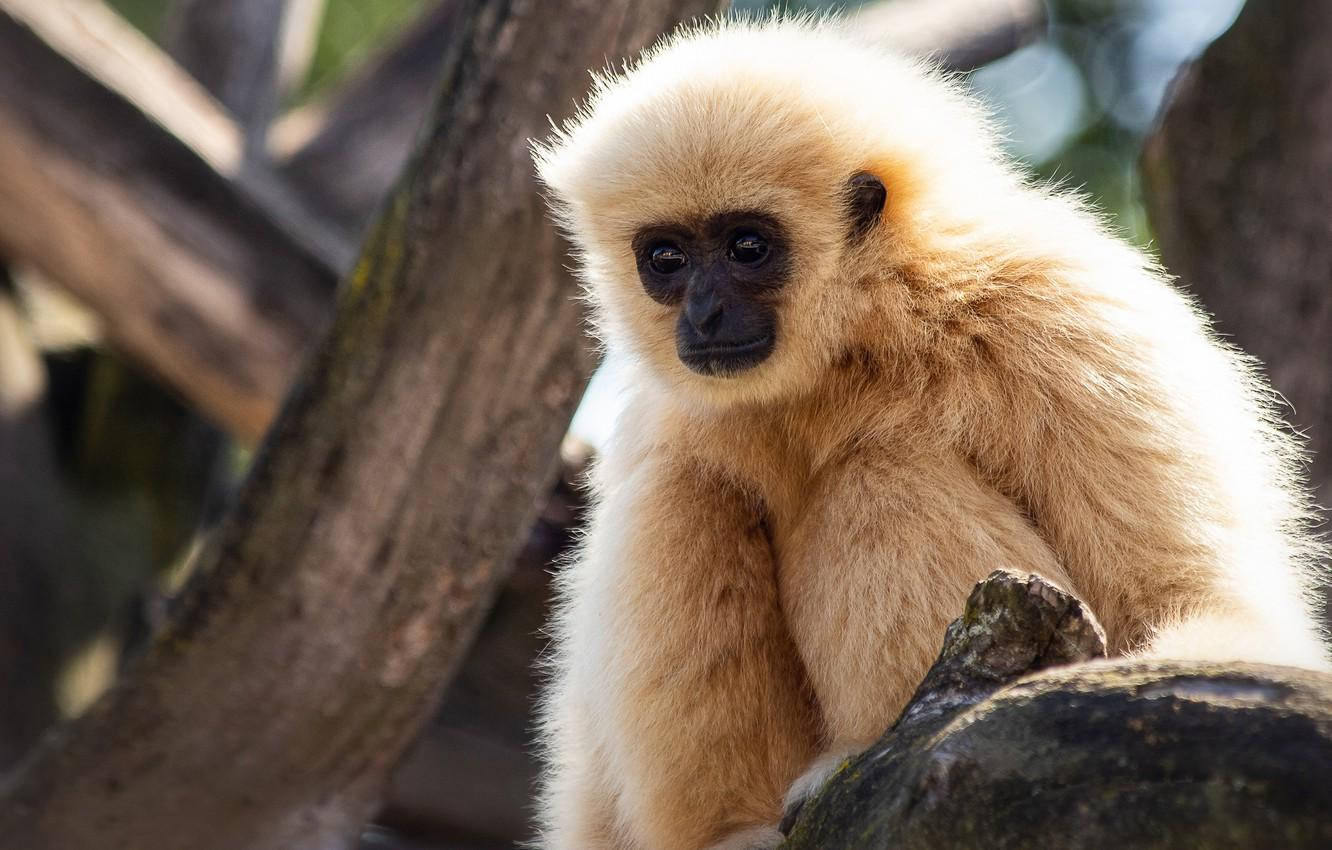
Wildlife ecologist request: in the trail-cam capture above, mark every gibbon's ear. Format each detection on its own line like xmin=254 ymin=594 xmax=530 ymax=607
xmin=844 ymin=172 xmax=887 ymax=241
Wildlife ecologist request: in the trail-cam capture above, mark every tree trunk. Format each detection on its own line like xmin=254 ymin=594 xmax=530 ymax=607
xmin=0 ymin=2 xmax=717 ymax=848
xmin=1141 ymin=0 xmax=1332 ymax=513
xmin=782 ymin=572 xmax=1332 ymax=849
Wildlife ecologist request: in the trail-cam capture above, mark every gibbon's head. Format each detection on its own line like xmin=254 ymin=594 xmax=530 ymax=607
xmin=534 ymin=17 xmax=1011 ymax=407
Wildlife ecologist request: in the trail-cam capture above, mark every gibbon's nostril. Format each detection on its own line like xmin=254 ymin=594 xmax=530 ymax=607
xmin=685 ymin=290 xmax=725 ymax=336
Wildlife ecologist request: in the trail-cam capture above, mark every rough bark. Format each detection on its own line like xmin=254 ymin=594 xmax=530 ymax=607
xmin=0 ymin=0 xmax=341 ymax=441
xmin=377 ymin=453 xmax=587 ymax=845
xmin=782 ymin=571 xmax=1332 ymax=848
xmin=0 ymin=2 xmax=717 ymax=849
xmin=1141 ymin=0 xmax=1332 ymax=511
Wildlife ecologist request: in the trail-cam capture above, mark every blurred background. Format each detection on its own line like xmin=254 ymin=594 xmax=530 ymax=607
xmin=0 ymin=0 xmax=1323 ymax=848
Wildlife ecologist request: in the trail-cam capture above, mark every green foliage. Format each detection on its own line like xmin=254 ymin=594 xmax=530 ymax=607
xmin=107 ymin=0 xmax=170 ymax=38
xmin=295 ymin=0 xmax=428 ymax=101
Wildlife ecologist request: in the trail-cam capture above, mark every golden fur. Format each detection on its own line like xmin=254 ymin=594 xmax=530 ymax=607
xmin=532 ymin=16 xmax=1330 ymax=850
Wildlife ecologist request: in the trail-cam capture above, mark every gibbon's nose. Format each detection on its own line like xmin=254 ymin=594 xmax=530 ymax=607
xmin=684 ymin=288 xmax=725 ymax=337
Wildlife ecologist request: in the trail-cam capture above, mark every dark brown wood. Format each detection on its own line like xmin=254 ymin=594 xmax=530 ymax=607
xmin=1141 ymin=0 xmax=1332 ymax=512
xmin=0 ymin=277 xmax=68 ymax=770
xmin=0 ymin=0 xmax=341 ymax=441
xmin=0 ymin=2 xmax=717 ymax=849
xmin=782 ymin=572 xmax=1332 ymax=848
xmin=377 ymin=453 xmax=587 ymax=845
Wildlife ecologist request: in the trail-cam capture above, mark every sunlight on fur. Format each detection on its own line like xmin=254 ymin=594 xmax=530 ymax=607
xmin=530 ymin=14 xmax=1330 ymax=850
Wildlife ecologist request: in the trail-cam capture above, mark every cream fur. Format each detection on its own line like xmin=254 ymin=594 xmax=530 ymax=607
xmin=531 ymin=16 xmax=1330 ymax=850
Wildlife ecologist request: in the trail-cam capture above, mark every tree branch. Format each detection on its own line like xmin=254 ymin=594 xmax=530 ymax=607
xmin=273 ymin=1 xmax=461 ymax=235
xmin=0 ymin=0 xmax=342 ymax=441
xmin=853 ymin=0 xmax=1047 ymax=72
xmin=782 ymin=571 xmax=1332 ymax=847
xmin=164 ymin=0 xmax=291 ymax=153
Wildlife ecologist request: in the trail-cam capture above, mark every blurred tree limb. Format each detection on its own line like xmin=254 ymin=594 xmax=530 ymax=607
xmin=272 ymin=0 xmax=463 ymax=236
xmin=0 ymin=2 xmax=717 ymax=849
xmin=164 ymin=0 xmax=321 ymax=155
xmin=853 ymin=0 xmax=1045 ymax=71
xmin=0 ymin=0 xmax=342 ymax=441
xmin=1142 ymin=0 xmax=1332 ymax=512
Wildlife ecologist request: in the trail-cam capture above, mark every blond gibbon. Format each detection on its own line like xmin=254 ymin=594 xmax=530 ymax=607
xmin=531 ymin=16 xmax=1330 ymax=850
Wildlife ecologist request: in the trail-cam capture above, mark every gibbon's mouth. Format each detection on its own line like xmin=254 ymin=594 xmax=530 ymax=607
xmin=678 ymin=334 xmax=774 ymax=376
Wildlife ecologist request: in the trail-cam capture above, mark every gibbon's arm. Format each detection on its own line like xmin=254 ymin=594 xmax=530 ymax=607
xmin=539 ymin=414 xmax=818 ymax=850
xmin=959 ymin=257 xmax=1329 ymax=670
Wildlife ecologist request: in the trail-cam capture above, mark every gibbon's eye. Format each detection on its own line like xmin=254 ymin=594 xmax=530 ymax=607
xmin=648 ymin=243 xmax=688 ymax=275
xmin=728 ymin=232 xmax=769 ymax=265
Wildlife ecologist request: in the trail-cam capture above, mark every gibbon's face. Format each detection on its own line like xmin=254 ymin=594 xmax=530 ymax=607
xmin=631 ymin=178 xmax=885 ymax=379
xmin=535 ymin=21 xmax=1002 ymax=407
xmin=634 ymin=211 xmax=787 ymax=377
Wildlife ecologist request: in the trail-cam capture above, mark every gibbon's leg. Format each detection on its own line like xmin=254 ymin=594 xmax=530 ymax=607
xmin=779 ymin=447 xmax=1073 ymax=778
xmin=542 ymin=451 xmax=819 ymax=850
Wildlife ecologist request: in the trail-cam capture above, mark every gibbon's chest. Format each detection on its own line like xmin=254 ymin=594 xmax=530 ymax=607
xmin=686 ymin=385 xmax=963 ymax=560
xmin=690 ymin=414 xmax=890 ymax=547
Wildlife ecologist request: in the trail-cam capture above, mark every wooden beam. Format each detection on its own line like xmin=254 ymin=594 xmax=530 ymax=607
xmin=0 ymin=2 xmax=718 ymax=849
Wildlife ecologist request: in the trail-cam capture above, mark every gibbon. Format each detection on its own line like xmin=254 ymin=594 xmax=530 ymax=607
xmin=531 ymin=16 xmax=1330 ymax=850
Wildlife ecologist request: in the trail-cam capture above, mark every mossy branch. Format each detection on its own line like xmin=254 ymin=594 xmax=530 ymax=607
xmin=782 ymin=571 xmax=1332 ymax=849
